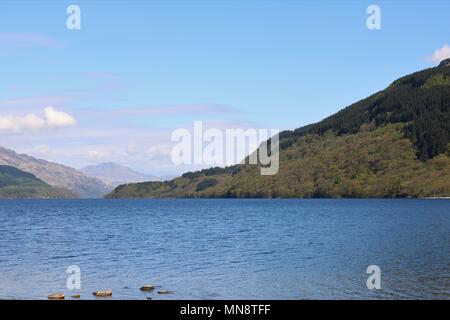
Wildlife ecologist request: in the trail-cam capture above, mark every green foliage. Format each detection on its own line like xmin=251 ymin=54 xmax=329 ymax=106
xmin=107 ymin=125 xmax=450 ymax=199
xmin=196 ymin=178 xmax=218 ymax=192
xmin=0 ymin=165 xmax=48 ymax=188
xmin=423 ymin=74 xmax=450 ymax=89
xmin=182 ymin=166 xmax=241 ymax=179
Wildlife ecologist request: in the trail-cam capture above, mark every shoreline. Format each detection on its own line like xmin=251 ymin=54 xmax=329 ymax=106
xmin=1 ymin=196 xmax=450 ymax=201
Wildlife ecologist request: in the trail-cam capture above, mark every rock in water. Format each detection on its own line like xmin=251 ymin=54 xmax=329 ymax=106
xmin=157 ymin=290 xmax=174 ymax=294
xmin=140 ymin=285 xmax=156 ymax=291
xmin=48 ymin=293 xmax=65 ymax=300
xmin=92 ymin=289 xmax=112 ymax=297
xmin=71 ymin=294 xmax=81 ymax=299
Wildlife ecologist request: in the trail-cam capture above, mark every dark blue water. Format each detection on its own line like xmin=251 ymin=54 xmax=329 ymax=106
xmin=0 ymin=199 xmax=449 ymax=300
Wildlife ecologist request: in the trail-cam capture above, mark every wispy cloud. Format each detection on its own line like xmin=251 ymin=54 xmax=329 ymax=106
xmin=109 ymin=104 xmax=240 ymax=116
xmin=0 ymin=96 xmax=74 ymax=109
xmin=0 ymin=32 xmax=66 ymax=48
xmin=427 ymin=44 xmax=450 ymax=64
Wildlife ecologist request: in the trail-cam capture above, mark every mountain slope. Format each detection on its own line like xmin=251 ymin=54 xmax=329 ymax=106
xmin=0 ymin=165 xmax=76 ymax=199
xmin=80 ymin=162 xmax=159 ymax=188
xmin=0 ymin=147 xmax=111 ymax=198
xmin=107 ymin=62 xmax=450 ymax=199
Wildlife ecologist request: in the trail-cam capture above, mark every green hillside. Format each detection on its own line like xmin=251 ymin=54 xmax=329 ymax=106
xmin=0 ymin=165 xmax=76 ymax=199
xmin=107 ymin=62 xmax=450 ymax=199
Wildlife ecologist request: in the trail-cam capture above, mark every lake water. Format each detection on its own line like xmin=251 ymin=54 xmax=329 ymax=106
xmin=0 ymin=199 xmax=449 ymax=300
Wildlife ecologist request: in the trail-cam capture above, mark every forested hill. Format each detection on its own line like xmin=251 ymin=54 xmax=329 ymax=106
xmin=0 ymin=165 xmax=76 ymax=199
xmin=280 ymin=59 xmax=450 ymax=160
xmin=107 ymin=62 xmax=450 ymax=199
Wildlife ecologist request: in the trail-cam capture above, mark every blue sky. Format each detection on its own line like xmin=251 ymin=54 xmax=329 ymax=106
xmin=0 ymin=1 xmax=449 ymax=175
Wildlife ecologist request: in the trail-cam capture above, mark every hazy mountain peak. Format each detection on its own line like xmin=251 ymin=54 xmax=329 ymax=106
xmin=80 ymin=162 xmax=158 ymax=188
xmin=0 ymin=146 xmax=110 ymax=198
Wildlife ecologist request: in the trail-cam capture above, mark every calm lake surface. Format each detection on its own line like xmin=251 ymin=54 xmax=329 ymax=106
xmin=0 ymin=199 xmax=449 ymax=300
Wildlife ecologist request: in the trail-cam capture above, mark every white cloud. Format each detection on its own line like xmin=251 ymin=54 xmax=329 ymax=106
xmin=0 ymin=107 xmax=76 ymax=134
xmin=86 ymin=150 xmax=110 ymax=159
xmin=44 ymin=106 xmax=77 ymax=128
xmin=0 ymin=113 xmax=45 ymax=133
xmin=427 ymin=44 xmax=450 ymax=63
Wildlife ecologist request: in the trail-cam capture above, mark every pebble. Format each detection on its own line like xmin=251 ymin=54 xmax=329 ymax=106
xmin=47 ymin=293 xmax=65 ymax=300
xmin=92 ymin=289 xmax=112 ymax=297
xmin=140 ymin=285 xmax=156 ymax=291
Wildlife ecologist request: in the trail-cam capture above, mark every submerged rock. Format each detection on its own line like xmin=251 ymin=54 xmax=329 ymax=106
xmin=47 ymin=293 xmax=65 ymax=300
xmin=157 ymin=290 xmax=174 ymax=294
xmin=140 ymin=285 xmax=156 ymax=291
xmin=92 ymin=289 xmax=112 ymax=297
xmin=71 ymin=294 xmax=81 ymax=299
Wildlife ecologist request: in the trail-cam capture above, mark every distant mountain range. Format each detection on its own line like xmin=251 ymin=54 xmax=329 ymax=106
xmin=0 ymin=165 xmax=75 ymax=199
xmin=80 ymin=162 xmax=161 ymax=188
xmin=107 ymin=61 xmax=450 ymax=199
xmin=0 ymin=146 xmax=110 ymax=198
